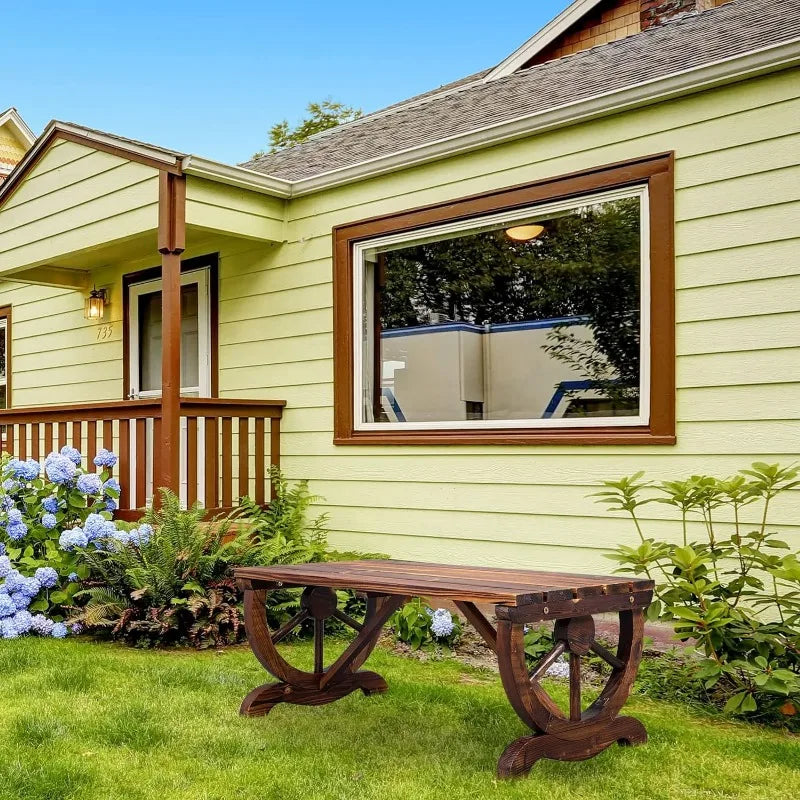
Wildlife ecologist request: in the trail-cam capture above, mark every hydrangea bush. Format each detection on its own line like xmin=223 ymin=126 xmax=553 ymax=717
xmin=390 ymin=598 xmax=462 ymax=649
xmin=0 ymin=447 xmax=123 ymax=638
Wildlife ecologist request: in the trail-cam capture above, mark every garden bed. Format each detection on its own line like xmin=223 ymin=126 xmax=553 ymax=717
xmin=2 ymin=637 xmax=797 ymax=800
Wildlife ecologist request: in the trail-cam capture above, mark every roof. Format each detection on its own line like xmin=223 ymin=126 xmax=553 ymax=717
xmin=243 ymin=0 xmax=800 ymax=182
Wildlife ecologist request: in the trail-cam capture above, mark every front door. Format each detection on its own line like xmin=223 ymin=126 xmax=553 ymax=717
xmin=127 ymin=267 xmax=212 ymax=505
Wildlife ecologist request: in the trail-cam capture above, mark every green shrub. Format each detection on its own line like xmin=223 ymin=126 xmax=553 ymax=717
xmin=595 ymin=462 xmax=800 ymax=725
xmin=69 ymin=489 xmax=275 ymax=647
xmin=390 ymin=598 xmax=462 ymax=649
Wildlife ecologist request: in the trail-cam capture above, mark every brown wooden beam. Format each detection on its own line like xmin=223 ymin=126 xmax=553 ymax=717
xmin=156 ymin=171 xmax=186 ymax=501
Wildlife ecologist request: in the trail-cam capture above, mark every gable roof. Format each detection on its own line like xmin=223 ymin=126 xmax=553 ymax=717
xmin=242 ymin=0 xmax=800 ymax=185
xmin=483 ymin=0 xmax=608 ymax=81
xmin=0 ymin=108 xmax=36 ymax=176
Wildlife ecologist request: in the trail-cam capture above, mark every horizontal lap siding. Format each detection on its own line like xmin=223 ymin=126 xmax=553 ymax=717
xmin=218 ymin=68 xmax=800 ymax=570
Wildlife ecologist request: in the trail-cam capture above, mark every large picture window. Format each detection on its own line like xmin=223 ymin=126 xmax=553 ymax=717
xmin=333 ymin=154 xmax=675 ymax=445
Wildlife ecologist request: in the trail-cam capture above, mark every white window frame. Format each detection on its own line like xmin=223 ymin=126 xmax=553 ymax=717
xmin=352 ymin=185 xmax=651 ymax=432
xmin=0 ymin=315 xmax=7 ymax=409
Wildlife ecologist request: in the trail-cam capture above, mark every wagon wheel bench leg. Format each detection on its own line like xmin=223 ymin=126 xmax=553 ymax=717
xmin=494 ymin=606 xmax=648 ymax=779
xmin=238 ymin=581 xmax=405 ymax=717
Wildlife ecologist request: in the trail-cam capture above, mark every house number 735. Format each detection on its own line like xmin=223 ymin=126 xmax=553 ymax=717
xmin=96 ymin=325 xmax=113 ymax=341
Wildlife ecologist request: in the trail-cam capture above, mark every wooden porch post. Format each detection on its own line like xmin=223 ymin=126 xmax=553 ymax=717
xmin=155 ymin=171 xmax=186 ymax=500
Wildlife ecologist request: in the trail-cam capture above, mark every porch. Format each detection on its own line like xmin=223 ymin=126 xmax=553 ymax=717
xmin=0 ymin=124 xmax=293 ymax=516
xmin=0 ymin=396 xmax=284 ymax=519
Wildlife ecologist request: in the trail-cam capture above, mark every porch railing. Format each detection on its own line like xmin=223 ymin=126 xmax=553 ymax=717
xmin=0 ymin=397 xmax=285 ymax=520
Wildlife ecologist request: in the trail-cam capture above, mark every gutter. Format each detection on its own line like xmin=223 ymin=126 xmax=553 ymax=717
xmin=181 ymin=37 xmax=800 ymax=200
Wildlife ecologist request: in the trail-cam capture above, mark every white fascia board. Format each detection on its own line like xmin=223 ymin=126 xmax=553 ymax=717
xmin=484 ymin=0 xmax=606 ymax=81
xmin=181 ymin=155 xmax=292 ymax=198
xmin=0 ymin=108 xmax=37 ymax=146
xmin=284 ymin=37 xmax=800 ymax=197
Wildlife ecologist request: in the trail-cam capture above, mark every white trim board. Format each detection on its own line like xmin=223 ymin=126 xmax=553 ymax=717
xmin=484 ymin=0 xmax=607 ymax=81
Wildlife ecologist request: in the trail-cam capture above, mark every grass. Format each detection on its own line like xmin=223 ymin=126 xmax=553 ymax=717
xmin=1 ymin=638 xmax=798 ymax=800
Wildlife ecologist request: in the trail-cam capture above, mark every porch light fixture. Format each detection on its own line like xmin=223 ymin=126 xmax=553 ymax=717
xmin=505 ymin=224 xmax=544 ymax=242
xmin=84 ymin=287 xmax=107 ymax=320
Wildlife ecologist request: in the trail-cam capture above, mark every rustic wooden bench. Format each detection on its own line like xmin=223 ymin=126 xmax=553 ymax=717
xmin=234 ymin=560 xmax=654 ymax=778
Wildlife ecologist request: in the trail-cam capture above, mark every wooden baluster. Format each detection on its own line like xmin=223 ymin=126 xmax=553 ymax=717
xmin=18 ymin=422 xmax=26 ymax=459
xmin=135 ymin=418 xmax=147 ymax=510
xmin=204 ymin=417 xmax=218 ymax=510
xmin=58 ymin=422 xmax=67 ymax=449
xmin=187 ymin=416 xmax=198 ymax=508
xmin=269 ymin=417 xmax=281 ymax=500
xmin=86 ymin=420 xmax=97 ymax=468
xmin=118 ymin=418 xmax=130 ymax=511
xmin=153 ymin=417 xmax=162 ymax=499
xmin=238 ymin=417 xmax=249 ymax=503
xmin=47 ymin=422 xmax=57 ymax=456
xmin=254 ymin=417 xmax=265 ymax=506
xmin=221 ymin=416 xmax=232 ymax=508
xmin=31 ymin=422 xmax=40 ymax=461
xmin=71 ymin=421 xmax=81 ymax=451
xmin=102 ymin=420 xmax=113 ymax=451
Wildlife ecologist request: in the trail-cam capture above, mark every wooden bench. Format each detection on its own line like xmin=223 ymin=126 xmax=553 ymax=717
xmin=235 ymin=560 xmax=654 ymax=778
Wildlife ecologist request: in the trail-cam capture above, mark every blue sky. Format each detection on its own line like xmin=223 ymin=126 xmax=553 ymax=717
xmin=3 ymin=1 xmax=569 ymax=165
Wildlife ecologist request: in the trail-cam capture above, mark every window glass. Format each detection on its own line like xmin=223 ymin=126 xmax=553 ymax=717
xmin=359 ymin=192 xmax=645 ymax=427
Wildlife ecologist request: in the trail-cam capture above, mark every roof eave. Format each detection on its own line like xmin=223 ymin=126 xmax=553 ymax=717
xmin=282 ymin=36 xmax=800 ymax=197
xmin=181 ymin=155 xmax=293 ymax=199
xmin=0 ymin=108 xmax=37 ymax=147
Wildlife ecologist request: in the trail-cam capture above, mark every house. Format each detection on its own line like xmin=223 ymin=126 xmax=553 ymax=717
xmin=0 ymin=108 xmax=35 ymax=185
xmin=0 ymin=0 xmax=797 ymax=570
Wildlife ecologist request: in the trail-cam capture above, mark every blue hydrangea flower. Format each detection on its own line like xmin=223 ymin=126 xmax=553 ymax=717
xmin=0 ymin=618 xmax=18 ymax=638
xmin=7 ymin=508 xmax=22 ymax=524
xmin=127 ymin=524 xmax=153 ymax=547
xmin=4 ymin=458 xmax=40 ymax=482
xmin=20 ymin=577 xmax=41 ymax=598
xmin=0 ymin=594 xmax=15 ymax=618
xmin=60 ymin=445 xmax=83 ymax=465
xmin=67 ymin=572 xmax=79 ymax=583
xmin=2 ymin=479 xmax=18 ymax=493
xmin=3 ymin=569 xmax=25 ymax=593
xmin=104 ymin=498 xmax=118 ymax=511
xmin=41 ymin=513 xmax=57 ymax=530
xmin=430 ymin=608 xmax=455 ymax=639
xmin=83 ymin=513 xmax=117 ymax=542
xmin=34 ymin=567 xmax=58 ymax=589
xmin=0 ymin=555 xmax=11 ymax=578
xmin=12 ymin=610 xmax=33 ymax=634
xmin=30 ymin=614 xmax=54 ymax=635
xmin=70 ymin=622 xmax=84 ymax=635
xmin=7 ymin=521 xmax=28 ymax=541
xmin=51 ymin=622 xmax=68 ymax=639
xmin=45 ymin=453 xmax=77 ymax=485
xmin=93 ymin=449 xmax=118 ymax=468
xmin=59 ymin=528 xmax=88 ymax=551
xmin=1 ymin=496 xmax=15 ymax=512
xmin=103 ymin=477 xmax=121 ymax=494
xmin=10 ymin=591 xmax=31 ymax=610
xmin=0 ymin=542 xmax=5 ymax=556
xmin=42 ymin=496 xmax=59 ymax=514
xmin=109 ymin=530 xmax=131 ymax=548
xmin=77 ymin=473 xmax=103 ymax=495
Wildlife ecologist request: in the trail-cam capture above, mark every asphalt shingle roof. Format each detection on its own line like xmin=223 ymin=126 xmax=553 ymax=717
xmin=242 ymin=0 xmax=800 ymax=181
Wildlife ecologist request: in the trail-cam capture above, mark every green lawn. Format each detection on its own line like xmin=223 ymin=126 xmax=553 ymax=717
xmin=2 ymin=638 xmax=798 ymax=800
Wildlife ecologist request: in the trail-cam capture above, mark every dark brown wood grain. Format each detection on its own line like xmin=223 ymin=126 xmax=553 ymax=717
xmin=236 ymin=559 xmax=650 ymax=778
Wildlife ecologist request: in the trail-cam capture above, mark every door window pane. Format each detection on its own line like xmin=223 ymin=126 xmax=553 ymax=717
xmin=361 ymin=192 xmax=644 ymax=425
xmin=139 ymin=284 xmax=200 ymax=392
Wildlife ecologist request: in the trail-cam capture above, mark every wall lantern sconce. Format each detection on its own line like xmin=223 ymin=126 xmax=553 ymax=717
xmin=85 ymin=287 xmax=107 ymax=320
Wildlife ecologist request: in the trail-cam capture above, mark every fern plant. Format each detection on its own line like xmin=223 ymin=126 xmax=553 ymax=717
xmin=70 ymin=489 xmax=268 ymax=647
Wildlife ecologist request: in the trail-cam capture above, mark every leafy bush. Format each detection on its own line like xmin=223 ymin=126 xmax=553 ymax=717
xmin=595 ymin=462 xmax=800 ymax=724
xmin=69 ymin=489 xmax=270 ymax=648
xmin=390 ymin=599 xmax=462 ymax=649
xmin=0 ymin=447 xmax=121 ymax=638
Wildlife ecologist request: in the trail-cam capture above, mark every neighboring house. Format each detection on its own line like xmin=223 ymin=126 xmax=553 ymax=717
xmin=0 ymin=0 xmax=797 ymax=571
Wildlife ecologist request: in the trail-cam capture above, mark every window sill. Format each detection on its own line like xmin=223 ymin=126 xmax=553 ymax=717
xmin=334 ymin=427 xmax=676 ymax=446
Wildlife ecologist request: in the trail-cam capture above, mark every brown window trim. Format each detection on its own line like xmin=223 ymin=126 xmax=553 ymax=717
xmin=0 ymin=305 xmax=11 ymax=409
xmin=122 ymin=253 xmax=219 ymax=399
xmin=332 ymin=153 xmax=675 ymax=446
